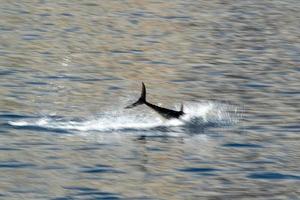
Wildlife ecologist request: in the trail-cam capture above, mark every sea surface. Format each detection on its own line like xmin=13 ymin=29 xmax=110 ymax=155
xmin=0 ymin=1 xmax=300 ymax=199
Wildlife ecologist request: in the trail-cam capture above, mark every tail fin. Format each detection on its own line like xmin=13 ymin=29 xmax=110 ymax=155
xmin=125 ymin=82 xmax=146 ymax=109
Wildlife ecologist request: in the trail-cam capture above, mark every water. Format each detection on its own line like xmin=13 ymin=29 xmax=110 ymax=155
xmin=0 ymin=1 xmax=300 ymax=199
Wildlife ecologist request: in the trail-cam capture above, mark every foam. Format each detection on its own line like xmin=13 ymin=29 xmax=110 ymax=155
xmin=8 ymin=101 xmax=242 ymax=134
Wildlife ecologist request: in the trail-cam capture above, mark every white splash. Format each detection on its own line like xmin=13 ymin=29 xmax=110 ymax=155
xmin=8 ymin=101 xmax=241 ymax=134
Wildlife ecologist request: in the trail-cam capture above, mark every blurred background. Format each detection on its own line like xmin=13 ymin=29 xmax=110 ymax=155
xmin=0 ymin=1 xmax=299 ymax=199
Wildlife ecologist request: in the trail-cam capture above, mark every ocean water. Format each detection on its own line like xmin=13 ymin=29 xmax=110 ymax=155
xmin=0 ymin=1 xmax=300 ymax=199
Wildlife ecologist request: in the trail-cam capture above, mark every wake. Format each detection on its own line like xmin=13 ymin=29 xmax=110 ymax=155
xmin=8 ymin=101 xmax=242 ymax=134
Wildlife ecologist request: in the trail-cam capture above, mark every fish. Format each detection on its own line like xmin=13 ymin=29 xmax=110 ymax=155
xmin=125 ymin=82 xmax=184 ymax=119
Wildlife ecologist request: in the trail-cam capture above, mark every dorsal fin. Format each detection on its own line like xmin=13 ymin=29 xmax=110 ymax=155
xmin=180 ymin=103 xmax=184 ymax=112
xmin=140 ymin=82 xmax=146 ymax=102
xmin=125 ymin=82 xmax=147 ymax=109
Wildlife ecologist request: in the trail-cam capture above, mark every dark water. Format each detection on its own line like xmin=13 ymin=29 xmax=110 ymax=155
xmin=1 ymin=1 xmax=300 ymax=199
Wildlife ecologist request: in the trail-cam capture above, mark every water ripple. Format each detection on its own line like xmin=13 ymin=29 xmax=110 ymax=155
xmin=80 ymin=164 xmax=124 ymax=174
xmin=247 ymin=172 xmax=300 ymax=180
xmin=0 ymin=160 xmax=36 ymax=168
xmin=58 ymin=187 xmax=122 ymax=200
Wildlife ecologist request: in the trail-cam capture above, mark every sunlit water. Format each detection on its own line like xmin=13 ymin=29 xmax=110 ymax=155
xmin=1 ymin=1 xmax=300 ymax=200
